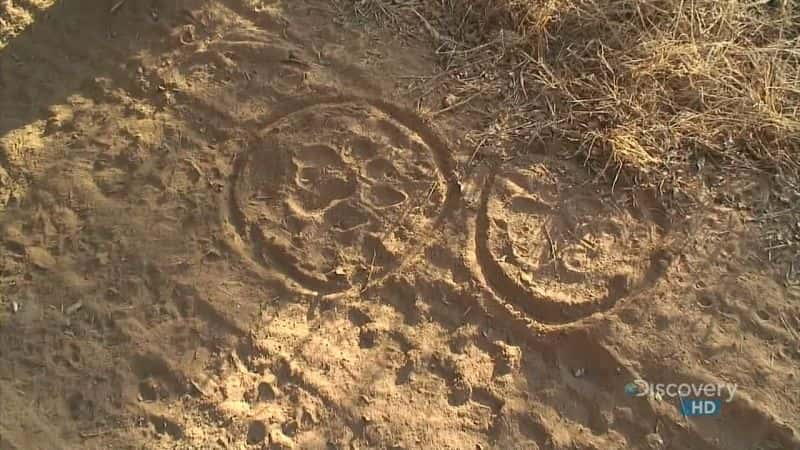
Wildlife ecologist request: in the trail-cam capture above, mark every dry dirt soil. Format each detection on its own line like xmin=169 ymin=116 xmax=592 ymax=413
xmin=1 ymin=1 xmax=799 ymax=449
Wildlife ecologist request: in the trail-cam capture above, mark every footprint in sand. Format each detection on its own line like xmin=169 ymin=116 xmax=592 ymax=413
xmin=224 ymin=99 xmax=457 ymax=295
xmin=472 ymin=160 xmax=670 ymax=325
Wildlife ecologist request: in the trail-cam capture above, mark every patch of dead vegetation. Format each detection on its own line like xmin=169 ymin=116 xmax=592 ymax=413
xmin=348 ymin=0 xmax=800 ymax=281
xmin=357 ymin=0 xmax=800 ymax=176
xmin=0 ymin=1 xmax=55 ymax=47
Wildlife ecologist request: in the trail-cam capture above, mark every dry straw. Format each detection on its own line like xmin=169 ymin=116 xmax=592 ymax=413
xmin=516 ymin=0 xmax=800 ymax=176
xmin=355 ymin=0 xmax=800 ymax=184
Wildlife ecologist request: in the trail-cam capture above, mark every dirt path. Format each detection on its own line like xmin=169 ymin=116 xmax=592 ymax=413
xmin=1 ymin=1 xmax=799 ymax=449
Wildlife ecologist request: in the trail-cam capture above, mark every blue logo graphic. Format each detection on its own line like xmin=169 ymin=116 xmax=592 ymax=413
xmin=624 ymin=382 xmax=640 ymax=396
xmin=680 ymin=398 xmax=722 ymax=417
xmin=624 ymin=379 xmax=733 ymax=418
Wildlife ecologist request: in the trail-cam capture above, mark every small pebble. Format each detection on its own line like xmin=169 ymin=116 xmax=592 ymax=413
xmin=645 ymin=432 xmax=664 ymax=449
xmin=442 ymin=94 xmax=458 ymax=108
xmin=270 ymin=427 xmax=295 ymax=449
xmin=66 ymin=301 xmax=83 ymax=315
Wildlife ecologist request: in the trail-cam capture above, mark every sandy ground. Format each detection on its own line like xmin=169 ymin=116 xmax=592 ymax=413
xmin=1 ymin=1 xmax=799 ymax=449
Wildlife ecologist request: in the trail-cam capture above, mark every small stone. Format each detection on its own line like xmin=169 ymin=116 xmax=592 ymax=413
xmin=195 ymin=374 xmax=218 ymax=396
xmin=65 ymin=301 xmax=83 ymax=315
xmin=493 ymin=341 xmax=522 ymax=374
xmin=219 ymin=400 xmax=250 ymax=417
xmin=269 ymin=427 xmax=295 ymax=449
xmin=45 ymin=117 xmax=63 ymax=133
xmin=26 ymin=246 xmax=56 ymax=270
xmin=645 ymin=432 xmax=665 ymax=449
xmin=299 ymin=406 xmax=319 ymax=426
xmin=442 ymin=94 xmax=458 ymax=108
xmin=11 ymin=302 xmax=19 ymax=314
xmin=96 ymin=252 xmax=110 ymax=266
xmin=573 ymin=368 xmax=586 ymax=378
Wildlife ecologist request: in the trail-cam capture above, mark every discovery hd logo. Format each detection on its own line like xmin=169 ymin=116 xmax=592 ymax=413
xmin=624 ymin=379 xmax=737 ymax=417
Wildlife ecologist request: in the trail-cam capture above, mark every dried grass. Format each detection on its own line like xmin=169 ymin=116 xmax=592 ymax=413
xmin=353 ymin=0 xmax=800 ymax=183
xmin=511 ymin=0 xmax=800 ymax=177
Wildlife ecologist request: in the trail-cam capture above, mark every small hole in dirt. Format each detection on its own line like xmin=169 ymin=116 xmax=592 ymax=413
xmin=67 ymin=392 xmax=94 ymax=420
xmin=359 ymin=327 xmax=379 ymax=349
xmin=139 ymin=381 xmax=158 ymax=402
xmin=4 ymin=241 xmax=25 ymax=255
xmin=257 ymin=382 xmax=276 ymax=401
xmin=150 ymin=415 xmax=183 ymax=439
xmin=348 ymin=307 xmax=372 ymax=327
xmin=282 ymin=420 xmax=299 ymax=437
xmin=70 ymin=343 xmax=81 ymax=363
xmin=654 ymin=314 xmax=670 ymax=330
xmin=607 ymin=274 xmax=630 ymax=298
xmin=471 ymin=386 xmax=504 ymax=412
xmin=246 ymin=421 xmax=267 ymax=444
xmin=52 ymin=355 xmax=68 ymax=367
xmin=617 ymin=307 xmax=638 ymax=325
xmin=493 ymin=218 xmax=508 ymax=229
xmin=519 ymin=413 xmax=549 ymax=441
xmin=447 ymin=382 xmax=471 ymax=407
xmin=317 ymin=297 xmax=337 ymax=313
xmin=757 ymin=309 xmax=770 ymax=321
xmin=697 ymin=292 xmax=715 ymax=308
xmin=395 ymin=362 xmax=414 ymax=385
xmin=130 ymin=353 xmax=172 ymax=379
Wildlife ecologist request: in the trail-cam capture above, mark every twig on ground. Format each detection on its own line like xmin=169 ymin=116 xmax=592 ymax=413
xmin=361 ymin=250 xmax=377 ymax=293
xmin=543 ymin=222 xmax=558 ymax=276
xmin=109 ymin=0 xmax=127 ymax=15
xmin=431 ymin=90 xmax=485 ymax=117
